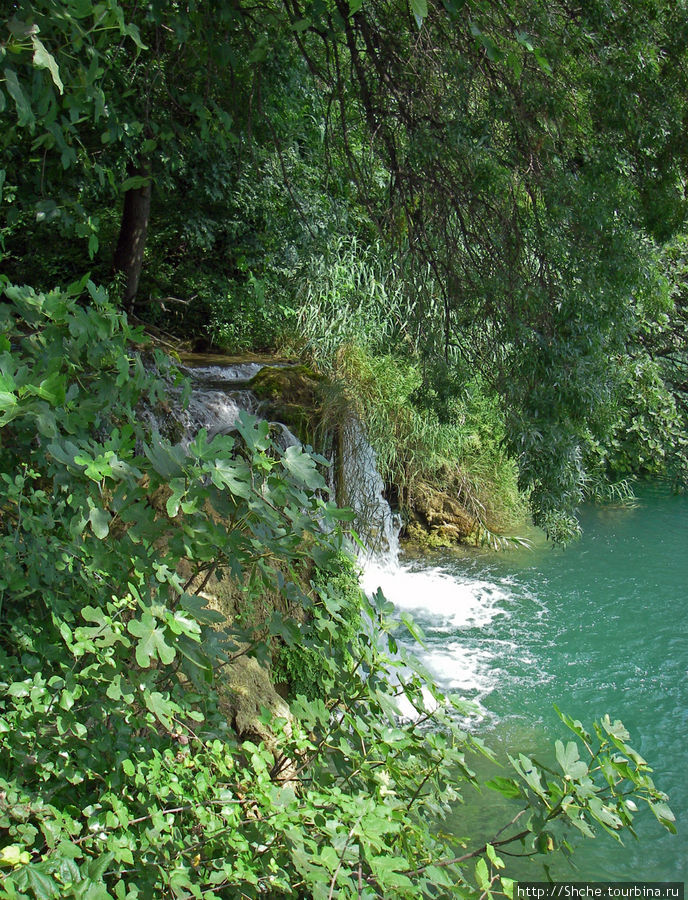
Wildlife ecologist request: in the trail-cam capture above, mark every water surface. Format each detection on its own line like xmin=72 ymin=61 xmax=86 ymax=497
xmin=367 ymin=485 xmax=687 ymax=881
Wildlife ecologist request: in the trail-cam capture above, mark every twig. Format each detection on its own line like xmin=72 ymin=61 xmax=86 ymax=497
xmin=328 ymin=813 xmax=364 ymax=900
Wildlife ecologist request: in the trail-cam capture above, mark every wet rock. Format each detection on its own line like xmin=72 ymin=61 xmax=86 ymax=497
xmin=405 ymin=480 xmax=477 ymax=547
xmin=248 ymin=365 xmax=325 ymax=445
xmin=216 ymin=654 xmax=296 ymax=780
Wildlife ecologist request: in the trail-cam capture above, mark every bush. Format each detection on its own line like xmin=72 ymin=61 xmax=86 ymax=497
xmin=273 ymin=554 xmax=362 ymax=699
xmin=0 ymin=279 xmax=674 ymax=898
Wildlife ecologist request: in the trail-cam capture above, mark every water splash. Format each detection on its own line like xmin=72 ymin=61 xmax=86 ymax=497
xmin=146 ymin=362 xmax=300 ymax=448
xmin=339 ymin=418 xmax=401 ymax=565
xmin=178 ymin=362 xmax=264 ymax=385
xmin=177 ymin=389 xmax=259 ymax=441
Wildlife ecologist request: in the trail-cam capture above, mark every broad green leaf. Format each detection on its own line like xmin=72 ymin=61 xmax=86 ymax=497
xmin=4 ymin=67 xmax=35 ymax=128
xmin=166 ymin=477 xmax=186 ymax=517
xmin=0 ymin=845 xmax=31 ymax=867
xmin=26 ymin=866 xmax=60 ymax=899
xmin=237 ymin=411 xmax=271 ymax=453
xmin=322 ymin=503 xmax=356 ymax=521
xmin=179 ymin=592 xmax=226 ymax=624
xmin=370 ymin=857 xmax=414 ymax=889
xmin=84 ymin=853 xmax=114 ymax=882
xmin=143 ymin=439 xmax=185 ymax=478
xmin=599 ymin=714 xmax=630 ymax=741
xmin=554 ymin=705 xmax=591 ymax=742
xmin=485 ymin=843 xmax=504 ymax=869
xmin=120 ymin=175 xmax=152 ymax=192
xmin=35 ymin=371 xmax=66 ymax=405
xmin=89 ymin=507 xmax=111 ymax=539
xmin=68 ymin=0 xmax=94 ymax=18
xmin=211 ymin=457 xmax=251 ymax=496
xmin=587 ymin=795 xmax=622 ymax=830
xmin=144 ymin=690 xmax=176 ymax=729
xmin=127 ymin=614 xmax=176 ymax=667
xmin=555 ymin=740 xmax=588 ymax=780
xmin=509 ymin=753 xmax=546 ymax=798
xmin=400 ymin=611 xmax=426 ymax=647
xmin=485 ymin=776 xmax=521 ymax=799
xmin=475 ymin=857 xmax=490 ymax=891
xmin=648 ymin=799 xmax=676 ymax=833
xmin=533 ymin=48 xmax=552 ymax=74
xmin=282 ymin=444 xmax=325 ymax=490
xmin=32 ymin=38 xmax=64 ymax=93
xmin=410 ymin=0 xmax=427 ymax=27
xmin=124 ymin=22 xmax=147 ymax=50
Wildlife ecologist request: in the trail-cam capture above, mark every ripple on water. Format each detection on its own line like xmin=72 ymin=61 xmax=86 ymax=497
xmin=367 ymin=486 xmax=688 ymax=882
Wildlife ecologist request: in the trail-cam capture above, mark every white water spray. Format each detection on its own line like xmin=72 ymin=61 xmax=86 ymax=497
xmin=149 ymin=362 xmax=300 ymax=448
xmin=337 ymin=422 xmax=517 ymax=719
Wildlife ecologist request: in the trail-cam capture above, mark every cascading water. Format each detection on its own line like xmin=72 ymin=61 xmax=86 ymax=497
xmin=156 ymin=368 xmax=523 ymax=723
xmin=335 ymin=416 xmax=515 ymax=719
xmin=338 ymin=418 xmax=401 ymax=566
xmin=145 ymin=359 xmax=300 ymax=450
xmin=174 ymin=363 xmax=263 ymax=443
xmin=335 ymin=415 xmax=512 ymax=717
xmin=146 ymin=357 xmax=687 ymax=879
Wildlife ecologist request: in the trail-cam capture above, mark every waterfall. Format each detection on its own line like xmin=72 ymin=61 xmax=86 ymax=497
xmin=147 ymin=355 xmax=508 ymax=722
xmin=166 ymin=361 xmax=405 ymax=562
xmin=175 ymin=363 xmax=262 ymax=442
xmin=146 ymin=361 xmax=300 ymax=449
xmin=335 ymin=418 xmax=510 ymax=724
xmin=338 ymin=418 xmax=402 ymax=567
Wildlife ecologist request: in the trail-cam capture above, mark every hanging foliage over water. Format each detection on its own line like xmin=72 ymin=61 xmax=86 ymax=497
xmin=0 ymin=283 xmax=676 ymax=897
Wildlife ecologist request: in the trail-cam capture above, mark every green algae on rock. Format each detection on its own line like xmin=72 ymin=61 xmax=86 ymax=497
xmin=249 ymin=364 xmax=326 ymax=445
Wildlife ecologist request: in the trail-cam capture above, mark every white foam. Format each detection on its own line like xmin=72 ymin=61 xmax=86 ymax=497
xmin=362 ymin=562 xmax=509 ymax=630
xmin=415 ymin=643 xmax=497 ymax=692
xmin=181 ymin=362 xmax=264 ymax=383
xmin=177 ymin=389 xmax=256 ymax=440
xmin=360 ymin=555 xmax=523 ymax=724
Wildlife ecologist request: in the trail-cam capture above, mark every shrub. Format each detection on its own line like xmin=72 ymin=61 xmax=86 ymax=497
xmin=0 ymin=278 xmax=674 ymax=898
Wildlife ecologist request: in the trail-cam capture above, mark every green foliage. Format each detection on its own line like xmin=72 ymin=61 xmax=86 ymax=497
xmin=0 ymin=282 xmax=674 ymax=897
xmin=4 ymin=0 xmax=688 ymax=528
xmin=273 ymin=554 xmax=362 ymax=699
xmin=0 ymin=1 xmax=685 ymax=891
xmin=330 ymin=345 xmax=526 ymax=533
xmin=295 ymin=238 xmax=422 ymax=361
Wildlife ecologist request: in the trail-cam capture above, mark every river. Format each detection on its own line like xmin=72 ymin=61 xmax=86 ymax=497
xmin=176 ymin=359 xmax=686 ymax=882
xmin=363 ymin=484 xmax=687 ymax=882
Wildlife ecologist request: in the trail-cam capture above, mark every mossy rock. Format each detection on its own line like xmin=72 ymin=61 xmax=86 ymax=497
xmin=404 ymin=480 xmax=478 ymax=546
xmin=248 ymin=365 xmax=326 ymax=445
xmin=404 ymin=520 xmax=459 ymax=550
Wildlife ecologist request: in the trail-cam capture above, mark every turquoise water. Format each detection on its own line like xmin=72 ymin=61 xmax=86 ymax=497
xmin=367 ymin=485 xmax=687 ymax=882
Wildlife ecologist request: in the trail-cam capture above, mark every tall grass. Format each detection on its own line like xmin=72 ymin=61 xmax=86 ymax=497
xmin=290 ymin=238 xmax=527 ymax=535
xmin=294 ymin=237 xmax=442 ymax=362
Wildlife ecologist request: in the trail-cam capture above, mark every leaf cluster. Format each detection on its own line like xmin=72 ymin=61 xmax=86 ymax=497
xmin=0 ymin=280 xmax=676 ymax=897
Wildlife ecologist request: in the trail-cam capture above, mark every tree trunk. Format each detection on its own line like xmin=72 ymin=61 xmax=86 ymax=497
xmin=113 ymin=159 xmax=151 ymax=311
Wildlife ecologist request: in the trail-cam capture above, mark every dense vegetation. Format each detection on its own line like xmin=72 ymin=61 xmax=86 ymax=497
xmin=1 ymin=0 xmax=684 ymax=896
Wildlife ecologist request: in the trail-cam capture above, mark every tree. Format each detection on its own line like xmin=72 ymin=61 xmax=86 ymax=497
xmin=3 ymin=0 xmax=687 ymax=523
